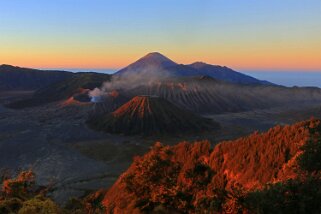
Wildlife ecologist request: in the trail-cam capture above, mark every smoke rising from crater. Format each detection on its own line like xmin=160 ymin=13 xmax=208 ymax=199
xmin=89 ymin=66 xmax=171 ymax=99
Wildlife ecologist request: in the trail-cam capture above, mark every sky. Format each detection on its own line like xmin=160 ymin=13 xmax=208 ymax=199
xmin=0 ymin=0 xmax=320 ymax=71
xmin=244 ymin=71 xmax=321 ymax=87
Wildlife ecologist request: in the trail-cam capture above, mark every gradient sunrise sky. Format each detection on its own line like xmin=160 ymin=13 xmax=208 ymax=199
xmin=0 ymin=0 xmax=320 ymax=71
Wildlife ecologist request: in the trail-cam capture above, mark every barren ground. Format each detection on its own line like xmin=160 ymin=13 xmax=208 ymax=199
xmin=0 ymin=91 xmax=320 ymax=203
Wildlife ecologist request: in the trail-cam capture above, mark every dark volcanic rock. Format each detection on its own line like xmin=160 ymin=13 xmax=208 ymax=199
xmin=6 ymin=72 xmax=111 ymax=109
xmin=87 ymin=95 xmax=218 ymax=136
xmin=89 ymin=91 xmax=130 ymax=116
xmin=124 ymin=77 xmax=321 ymax=114
xmin=0 ymin=64 xmax=73 ymax=90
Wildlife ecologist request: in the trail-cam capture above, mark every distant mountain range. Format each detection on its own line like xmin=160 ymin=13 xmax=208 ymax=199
xmin=121 ymin=76 xmax=321 ymax=114
xmin=3 ymin=52 xmax=321 ymax=114
xmin=0 ymin=52 xmax=270 ymax=93
xmin=6 ymin=72 xmax=111 ymax=109
xmin=0 ymin=64 xmax=73 ymax=90
xmin=116 ymin=52 xmax=272 ymax=85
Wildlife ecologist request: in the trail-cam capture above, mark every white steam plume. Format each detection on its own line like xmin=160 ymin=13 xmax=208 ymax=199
xmin=89 ymin=66 xmax=171 ymax=99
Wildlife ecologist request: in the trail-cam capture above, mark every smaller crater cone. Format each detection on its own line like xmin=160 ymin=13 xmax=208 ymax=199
xmin=87 ymin=95 xmax=218 ymax=136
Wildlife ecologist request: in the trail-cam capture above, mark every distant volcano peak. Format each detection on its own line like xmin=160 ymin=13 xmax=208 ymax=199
xmin=115 ymin=52 xmax=272 ymax=85
xmin=142 ymin=52 xmax=169 ymax=59
xmin=115 ymin=52 xmax=177 ymax=76
xmin=135 ymin=52 xmax=177 ymax=67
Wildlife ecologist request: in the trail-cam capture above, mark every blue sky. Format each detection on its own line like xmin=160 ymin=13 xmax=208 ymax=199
xmin=0 ymin=0 xmax=320 ymax=70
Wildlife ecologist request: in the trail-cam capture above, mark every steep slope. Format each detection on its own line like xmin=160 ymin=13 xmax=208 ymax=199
xmin=102 ymin=119 xmax=321 ymax=213
xmin=0 ymin=64 xmax=73 ymax=90
xmin=87 ymin=95 xmax=217 ymax=135
xmin=115 ymin=76 xmax=321 ymax=114
xmin=34 ymin=72 xmax=111 ymax=101
xmin=89 ymin=90 xmax=130 ymax=116
xmin=115 ymin=52 xmax=270 ymax=85
xmin=116 ymin=52 xmax=177 ymax=76
xmin=189 ymin=62 xmax=271 ymax=85
xmin=6 ymin=72 xmax=111 ymax=108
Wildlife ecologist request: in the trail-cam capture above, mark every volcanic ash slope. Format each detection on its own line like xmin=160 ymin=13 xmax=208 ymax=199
xmin=87 ymin=95 xmax=218 ymax=136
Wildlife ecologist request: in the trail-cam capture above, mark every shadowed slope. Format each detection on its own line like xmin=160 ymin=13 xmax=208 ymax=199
xmin=89 ymin=90 xmax=130 ymax=116
xmin=0 ymin=64 xmax=73 ymax=91
xmin=125 ymin=76 xmax=321 ymax=114
xmin=102 ymin=119 xmax=321 ymax=213
xmin=116 ymin=52 xmax=177 ymax=76
xmin=87 ymin=95 xmax=217 ymax=135
xmin=6 ymin=72 xmax=111 ymax=109
xmin=115 ymin=52 xmax=270 ymax=85
xmin=189 ymin=62 xmax=271 ymax=85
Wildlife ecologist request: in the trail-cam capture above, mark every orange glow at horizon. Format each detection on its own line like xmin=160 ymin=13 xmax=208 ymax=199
xmin=1 ymin=34 xmax=320 ymax=71
xmin=1 ymin=1 xmax=321 ymax=72
xmin=1 ymin=49 xmax=320 ymax=72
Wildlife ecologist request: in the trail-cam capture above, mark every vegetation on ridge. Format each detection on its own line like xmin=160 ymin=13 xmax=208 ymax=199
xmin=102 ymin=119 xmax=321 ymax=213
xmin=0 ymin=170 xmax=106 ymax=214
xmin=1 ymin=119 xmax=321 ymax=213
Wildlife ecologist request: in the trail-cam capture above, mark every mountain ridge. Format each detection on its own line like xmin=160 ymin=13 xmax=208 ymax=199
xmin=0 ymin=64 xmax=73 ymax=91
xmin=115 ymin=52 xmax=272 ymax=85
xmin=101 ymin=118 xmax=321 ymax=213
xmin=6 ymin=72 xmax=111 ymax=109
xmin=188 ymin=61 xmax=272 ymax=85
xmin=116 ymin=52 xmax=177 ymax=76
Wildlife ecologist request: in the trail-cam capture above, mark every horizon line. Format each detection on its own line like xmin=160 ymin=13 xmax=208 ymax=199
xmin=2 ymin=63 xmax=321 ymax=73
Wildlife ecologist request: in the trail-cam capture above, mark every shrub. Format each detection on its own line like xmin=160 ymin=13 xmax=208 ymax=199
xmin=18 ymin=196 xmax=61 ymax=214
xmin=299 ymin=139 xmax=321 ymax=172
xmin=243 ymin=178 xmax=321 ymax=214
xmin=2 ymin=170 xmax=35 ymax=199
xmin=0 ymin=197 xmax=23 ymax=213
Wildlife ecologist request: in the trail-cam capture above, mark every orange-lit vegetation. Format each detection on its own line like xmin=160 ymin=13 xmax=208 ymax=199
xmin=0 ymin=170 xmax=106 ymax=214
xmin=0 ymin=170 xmax=61 ymax=213
xmin=1 ymin=119 xmax=320 ymax=213
xmin=102 ymin=119 xmax=321 ymax=213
